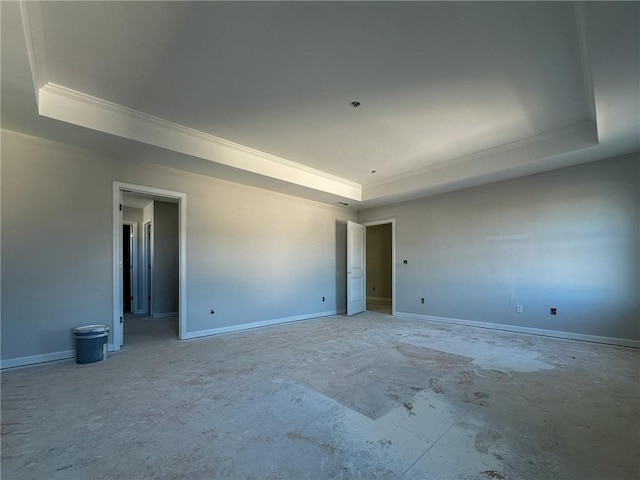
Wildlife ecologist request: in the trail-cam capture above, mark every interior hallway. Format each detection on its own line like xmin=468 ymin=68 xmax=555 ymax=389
xmin=2 ymin=312 xmax=638 ymax=480
xmin=123 ymin=314 xmax=179 ymax=346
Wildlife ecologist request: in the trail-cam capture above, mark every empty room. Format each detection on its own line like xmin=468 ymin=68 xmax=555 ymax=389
xmin=1 ymin=2 xmax=638 ymax=479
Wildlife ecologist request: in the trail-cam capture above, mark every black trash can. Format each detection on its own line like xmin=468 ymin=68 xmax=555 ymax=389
xmin=73 ymin=325 xmax=109 ymax=364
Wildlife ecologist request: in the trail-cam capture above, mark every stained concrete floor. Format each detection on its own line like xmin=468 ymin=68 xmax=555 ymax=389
xmin=2 ymin=312 xmax=639 ymax=480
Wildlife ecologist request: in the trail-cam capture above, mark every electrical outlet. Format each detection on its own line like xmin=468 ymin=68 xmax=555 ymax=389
xmin=516 ymin=305 xmax=523 ymax=313
xmin=322 ymin=296 xmax=325 ymax=302
xmin=421 ymin=298 xmax=425 ymax=304
xmin=550 ymin=307 xmax=557 ymax=315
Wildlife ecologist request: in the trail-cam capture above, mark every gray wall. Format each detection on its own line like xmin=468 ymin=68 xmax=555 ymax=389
xmin=123 ymin=207 xmax=143 ymax=226
xmin=152 ymin=201 xmax=179 ymax=317
xmin=366 ymin=223 xmax=392 ymax=299
xmin=359 ymin=154 xmax=640 ymax=341
xmin=1 ymin=130 xmax=356 ymax=362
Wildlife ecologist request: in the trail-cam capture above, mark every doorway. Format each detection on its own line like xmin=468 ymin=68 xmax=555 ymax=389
xmin=365 ymin=222 xmax=394 ymax=315
xmin=113 ymin=182 xmax=187 ymax=351
xmin=122 ymin=223 xmax=137 ymax=314
xmin=346 ymin=219 xmax=396 ymax=317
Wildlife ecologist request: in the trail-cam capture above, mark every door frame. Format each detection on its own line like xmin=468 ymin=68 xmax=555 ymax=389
xmin=363 ymin=219 xmax=396 ymax=316
xmin=122 ymin=221 xmax=138 ymax=314
xmin=143 ymin=221 xmax=152 ymax=317
xmin=113 ymin=182 xmax=187 ymax=350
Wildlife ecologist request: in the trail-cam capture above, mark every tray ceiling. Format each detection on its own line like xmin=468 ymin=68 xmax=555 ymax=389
xmin=2 ymin=1 xmax=638 ymax=208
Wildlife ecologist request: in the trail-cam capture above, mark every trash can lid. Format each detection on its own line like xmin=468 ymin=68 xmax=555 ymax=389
xmin=73 ymin=324 xmax=110 ymax=334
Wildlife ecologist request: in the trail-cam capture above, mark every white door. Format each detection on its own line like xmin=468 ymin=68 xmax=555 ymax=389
xmin=347 ymin=221 xmax=366 ymax=316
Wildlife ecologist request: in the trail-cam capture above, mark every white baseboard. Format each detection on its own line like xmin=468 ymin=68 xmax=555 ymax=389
xmin=395 ymin=312 xmax=640 ymax=349
xmin=1 ymin=350 xmax=75 ymax=369
xmin=1 ymin=343 xmax=119 ymax=369
xmin=182 ymin=309 xmax=346 ymax=340
xmin=1 ymin=311 xmax=346 ymax=368
xmin=152 ymin=311 xmax=179 ymax=319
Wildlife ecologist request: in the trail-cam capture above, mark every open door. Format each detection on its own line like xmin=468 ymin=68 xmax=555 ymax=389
xmin=347 ymin=221 xmax=366 ymax=316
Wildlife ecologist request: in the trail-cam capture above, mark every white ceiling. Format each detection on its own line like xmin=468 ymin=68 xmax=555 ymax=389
xmin=2 ymin=1 xmax=639 ymax=209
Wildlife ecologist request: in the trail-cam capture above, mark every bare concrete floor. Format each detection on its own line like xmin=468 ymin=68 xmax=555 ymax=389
xmin=2 ymin=312 xmax=639 ymax=480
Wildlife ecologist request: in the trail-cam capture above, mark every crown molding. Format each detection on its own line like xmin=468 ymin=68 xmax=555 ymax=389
xmin=19 ymin=0 xmax=362 ymax=202
xmin=19 ymin=2 xmax=599 ymax=207
xmin=574 ymin=1 xmax=598 ymax=127
xmin=364 ymin=5 xmax=599 ymax=196
xmin=19 ymin=0 xmax=47 ymax=106
xmin=38 ymin=83 xmax=361 ymax=201
xmin=363 ymin=119 xmax=599 ymax=202
xmin=365 ymin=120 xmax=598 ymax=190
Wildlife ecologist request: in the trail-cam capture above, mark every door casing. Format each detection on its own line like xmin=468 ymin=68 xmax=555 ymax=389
xmin=143 ymin=221 xmax=152 ymax=317
xmin=363 ymin=219 xmax=396 ymax=316
xmin=113 ymin=182 xmax=187 ymax=350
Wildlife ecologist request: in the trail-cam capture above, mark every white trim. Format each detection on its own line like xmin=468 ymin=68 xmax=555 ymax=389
xmin=18 ymin=1 xmax=47 ymax=105
xmin=395 ymin=312 xmax=640 ymax=349
xmin=39 ymin=83 xmax=361 ymax=201
xmin=113 ymin=182 xmax=187 ymax=350
xmin=573 ymin=2 xmax=598 ymax=126
xmin=1 ymin=350 xmax=74 ymax=369
xmin=182 ymin=310 xmax=345 ymax=340
xmin=113 ymin=187 xmax=123 ymax=348
xmin=148 ymin=218 xmax=154 ymax=319
xmin=143 ymin=221 xmax=152 ymax=316
xmin=365 ymin=121 xmax=597 ymax=189
xmin=363 ymin=219 xmax=396 ymax=316
xmin=1 ymin=344 xmax=119 ymax=369
xmin=152 ymin=312 xmax=179 ymax=320
xmin=178 ymin=194 xmax=187 ymax=341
